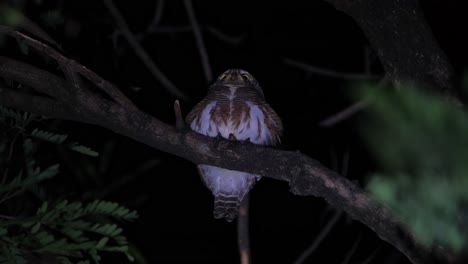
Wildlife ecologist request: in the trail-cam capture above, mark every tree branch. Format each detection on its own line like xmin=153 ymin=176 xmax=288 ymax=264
xmin=183 ymin=0 xmax=213 ymax=82
xmin=323 ymin=0 xmax=454 ymax=96
xmin=283 ymin=58 xmax=379 ymax=80
xmin=0 ymin=58 xmax=448 ymax=264
xmin=294 ymin=210 xmax=343 ymax=264
xmin=237 ymin=194 xmax=251 ymax=264
xmin=102 ymin=0 xmax=188 ymax=101
xmin=0 ymin=15 xmax=460 ymax=263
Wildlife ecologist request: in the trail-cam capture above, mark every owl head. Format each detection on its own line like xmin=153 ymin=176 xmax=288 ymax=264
xmin=210 ymin=69 xmax=264 ymax=96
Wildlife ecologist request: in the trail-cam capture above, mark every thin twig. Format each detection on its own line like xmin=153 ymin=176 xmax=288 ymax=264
xmin=2 ymin=132 xmax=20 ymax=180
xmin=102 ymin=0 xmax=188 ymax=100
xmin=97 ymin=158 xmax=160 ymax=198
xmin=294 ymin=211 xmax=343 ymax=264
xmin=146 ymin=0 xmax=165 ymax=32
xmin=0 ymin=214 xmax=15 ymax=219
xmin=144 ymin=24 xmax=245 ymax=45
xmin=183 ymin=0 xmax=212 ymax=82
xmin=319 ymin=99 xmax=369 ymax=127
xmin=206 ymin=26 xmax=245 ymax=45
xmin=0 ymin=6 xmax=61 ymax=49
xmin=319 ymin=76 xmax=389 ymax=127
xmin=339 ymin=233 xmax=362 ymax=264
xmin=174 ymin=100 xmax=185 ymax=130
xmin=0 ymin=27 xmax=134 ymax=109
xmin=237 ymin=194 xmax=251 ymax=264
xmin=361 ymin=247 xmax=381 ymax=264
xmin=283 ymin=58 xmax=379 ymax=80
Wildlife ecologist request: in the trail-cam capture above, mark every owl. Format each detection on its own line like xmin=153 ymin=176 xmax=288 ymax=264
xmin=186 ymin=69 xmax=283 ymax=222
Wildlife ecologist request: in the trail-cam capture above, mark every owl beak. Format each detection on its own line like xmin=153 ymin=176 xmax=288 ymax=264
xmin=226 ymin=72 xmax=243 ymax=81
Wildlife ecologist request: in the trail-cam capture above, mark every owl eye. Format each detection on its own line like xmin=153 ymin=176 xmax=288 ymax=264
xmin=241 ymin=74 xmax=250 ymax=80
xmin=220 ymin=73 xmax=228 ymax=79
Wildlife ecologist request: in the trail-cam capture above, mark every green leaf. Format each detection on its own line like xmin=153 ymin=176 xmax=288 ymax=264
xmin=96 ymin=237 xmax=109 ymax=249
xmin=31 ymin=222 xmax=41 ymax=234
xmin=35 ymin=231 xmax=55 ymax=246
xmin=68 ymin=143 xmax=99 ymax=157
xmin=0 ymin=227 xmax=8 ymax=236
xmin=31 ymin=129 xmax=68 ymax=144
xmin=36 ymin=164 xmax=60 ymax=180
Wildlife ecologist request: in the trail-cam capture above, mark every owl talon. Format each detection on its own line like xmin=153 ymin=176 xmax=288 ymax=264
xmin=241 ymin=138 xmax=251 ymax=144
xmin=212 ymin=134 xmax=224 ymax=148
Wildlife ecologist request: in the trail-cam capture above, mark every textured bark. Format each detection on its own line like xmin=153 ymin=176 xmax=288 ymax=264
xmin=324 ymin=0 xmax=454 ymax=96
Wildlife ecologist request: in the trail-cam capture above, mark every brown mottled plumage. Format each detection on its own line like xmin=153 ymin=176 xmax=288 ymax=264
xmin=186 ymin=69 xmax=282 ymax=221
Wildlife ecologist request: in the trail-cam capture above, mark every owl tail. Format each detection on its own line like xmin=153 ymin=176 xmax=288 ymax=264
xmin=213 ymin=193 xmax=243 ymax=222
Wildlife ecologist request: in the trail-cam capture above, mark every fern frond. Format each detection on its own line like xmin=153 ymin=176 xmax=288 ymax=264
xmin=31 ymin=128 xmax=68 ymax=144
xmin=68 ymin=143 xmax=99 ymax=157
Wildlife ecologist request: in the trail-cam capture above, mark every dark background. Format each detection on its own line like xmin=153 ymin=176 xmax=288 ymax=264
xmin=3 ymin=1 xmax=467 ymax=263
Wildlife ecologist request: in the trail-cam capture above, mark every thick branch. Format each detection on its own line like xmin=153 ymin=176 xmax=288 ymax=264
xmin=0 ymin=57 xmax=448 ymax=264
xmin=0 ymin=26 xmax=135 ymax=109
xmin=323 ymin=0 xmax=454 ymax=96
xmin=0 ymin=26 xmax=459 ymax=264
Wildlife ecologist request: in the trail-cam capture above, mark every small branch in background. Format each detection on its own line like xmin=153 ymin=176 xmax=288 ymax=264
xmin=206 ymin=26 xmax=245 ymax=45
xmin=183 ymin=0 xmax=213 ymax=83
xmin=173 ymin=100 xmax=185 ymax=130
xmin=319 ymin=76 xmax=389 ymax=127
xmin=102 ymin=0 xmax=188 ymax=100
xmin=97 ymin=158 xmax=160 ymax=198
xmin=2 ymin=131 xmax=20 ymax=180
xmin=364 ymin=45 xmax=374 ymax=75
xmin=6 ymin=7 xmax=61 ymax=50
xmin=319 ymin=99 xmax=369 ymax=127
xmin=237 ymin=194 xmax=251 ymax=264
xmin=293 ymin=210 xmax=343 ymax=264
xmin=340 ymin=233 xmax=362 ymax=264
xmin=0 ymin=27 xmax=134 ymax=109
xmin=146 ymin=0 xmax=165 ymax=33
xmin=283 ymin=58 xmax=379 ymax=80
xmin=361 ymin=247 xmax=381 ymax=264
xmin=142 ymin=24 xmax=245 ymax=46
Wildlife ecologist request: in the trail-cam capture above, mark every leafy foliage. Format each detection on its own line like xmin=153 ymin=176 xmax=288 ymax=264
xmin=359 ymin=84 xmax=468 ymax=251
xmin=31 ymin=128 xmax=99 ymax=157
xmin=0 ymin=200 xmax=137 ymax=264
xmin=0 ymin=107 xmax=138 ymax=263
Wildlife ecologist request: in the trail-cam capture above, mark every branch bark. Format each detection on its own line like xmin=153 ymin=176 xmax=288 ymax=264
xmin=323 ymin=0 xmax=454 ymax=96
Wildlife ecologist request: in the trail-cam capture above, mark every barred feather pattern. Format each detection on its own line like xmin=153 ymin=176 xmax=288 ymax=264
xmin=186 ymin=69 xmax=282 ymax=222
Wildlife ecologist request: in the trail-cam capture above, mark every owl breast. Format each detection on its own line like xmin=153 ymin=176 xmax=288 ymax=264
xmin=189 ymin=86 xmax=278 ymax=145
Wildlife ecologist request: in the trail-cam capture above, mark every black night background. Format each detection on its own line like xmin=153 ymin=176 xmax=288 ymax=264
xmin=0 ymin=1 xmax=467 ymax=264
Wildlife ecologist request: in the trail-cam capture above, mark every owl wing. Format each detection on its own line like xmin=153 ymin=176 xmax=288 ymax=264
xmin=186 ymin=99 xmax=219 ymax=137
xmin=258 ymin=103 xmax=283 ymax=146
